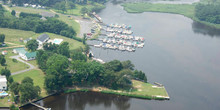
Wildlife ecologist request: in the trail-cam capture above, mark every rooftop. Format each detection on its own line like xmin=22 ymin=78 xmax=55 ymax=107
xmin=37 ymin=34 xmax=50 ymax=42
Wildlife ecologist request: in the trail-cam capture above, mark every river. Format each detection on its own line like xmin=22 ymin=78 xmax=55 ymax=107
xmin=22 ymin=2 xmax=220 ymax=110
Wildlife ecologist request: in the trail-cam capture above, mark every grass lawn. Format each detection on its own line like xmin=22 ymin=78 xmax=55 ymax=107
xmin=122 ymin=3 xmax=220 ymax=29
xmin=9 ymin=6 xmax=81 ymax=36
xmin=0 ymin=96 xmax=11 ymax=107
xmin=0 ymin=49 xmax=29 ymax=73
xmin=131 ymin=80 xmax=168 ymax=97
xmin=12 ymin=69 xmax=47 ymax=97
xmin=0 ymin=28 xmax=84 ymax=50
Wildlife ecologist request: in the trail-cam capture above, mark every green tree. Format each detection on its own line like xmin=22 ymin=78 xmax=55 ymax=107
xmin=21 ymin=77 xmax=34 ymax=85
xmin=104 ymin=60 xmax=123 ymax=72
xmin=132 ymin=70 xmax=147 ymax=82
xmin=80 ymin=7 xmax=88 ymax=15
xmin=19 ymin=77 xmax=41 ymax=103
xmin=54 ymin=1 xmax=67 ymax=13
xmin=25 ymin=39 xmax=39 ymax=51
xmin=71 ymin=51 xmax=87 ymax=62
xmin=8 ymin=76 xmax=14 ymax=84
xmin=0 ymin=34 xmax=5 ymax=43
xmin=11 ymin=10 xmax=16 ymax=16
xmin=122 ymin=60 xmax=134 ymax=70
xmin=45 ymin=54 xmax=70 ymax=93
xmin=10 ymin=82 xmax=20 ymax=95
xmin=0 ymin=55 xmax=6 ymax=66
xmin=9 ymin=104 xmax=19 ymax=110
xmin=58 ymin=42 xmax=70 ymax=57
xmin=1 ymin=68 xmax=11 ymax=80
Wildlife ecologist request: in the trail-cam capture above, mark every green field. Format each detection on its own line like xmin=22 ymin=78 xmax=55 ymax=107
xmin=9 ymin=6 xmax=81 ymax=36
xmin=0 ymin=28 xmax=84 ymax=50
xmin=12 ymin=69 xmax=47 ymax=97
xmin=122 ymin=3 xmax=220 ymax=29
xmin=66 ymin=80 xmax=169 ymax=100
xmin=0 ymin=49 xmax=29 ymax=73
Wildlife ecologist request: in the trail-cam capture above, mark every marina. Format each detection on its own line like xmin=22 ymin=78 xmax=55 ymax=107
xmin=91 ymin=13 xmax=145 ymax=52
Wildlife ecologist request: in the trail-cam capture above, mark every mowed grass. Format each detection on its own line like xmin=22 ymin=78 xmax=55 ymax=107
xmin=9 ymin=6 xmax=81 ymax=36
xmin=131 ymin=80 xmax=168 ymax=97
xmin=12 ymin=69 xmax=47 ymax=97
xmin=0 ymin=49 xmax=29 ymax=73
xmin=0 ymin=28 xmax=84 ymax=50
xmin=122 ymin=3 xmax=220 ymax=29
xmin=0 ymin=28 xmax=36 ymax=45
xmin=122 ymin=3 xmax=195 ymax=18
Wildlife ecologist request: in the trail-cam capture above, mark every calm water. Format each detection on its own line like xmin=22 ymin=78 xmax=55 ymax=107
xmin=22 ymin=2 xmax=220 ymax=110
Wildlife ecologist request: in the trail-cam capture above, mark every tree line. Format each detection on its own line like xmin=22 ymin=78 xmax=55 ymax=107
xmin=0 ymin=6 xmax=82 ymax=41
xmin=195 ymin=2 xmax=220 ymax=24
xmin=35 ymin=43 xmax=147 ymax=94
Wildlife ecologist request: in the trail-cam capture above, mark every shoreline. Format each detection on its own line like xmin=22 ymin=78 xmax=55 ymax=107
xmin=122 ymin=3 xmax=220 ymax=30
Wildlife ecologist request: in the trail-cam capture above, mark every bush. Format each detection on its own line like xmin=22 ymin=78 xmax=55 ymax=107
xmin=12 ymin=58 xmax=17 ymax=63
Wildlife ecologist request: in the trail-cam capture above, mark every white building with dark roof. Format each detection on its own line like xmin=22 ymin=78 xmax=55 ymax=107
xmin=0 ymin=76 xmax=7 ymax=91
xmin=37 ymin=34 xmax=50 ymax=45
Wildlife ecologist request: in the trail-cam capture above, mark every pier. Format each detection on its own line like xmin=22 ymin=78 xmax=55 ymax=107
xmin=31 ymin=103 xmax=51 ymax=110
xmin=91 ymin=12 xmax=103 ymax=23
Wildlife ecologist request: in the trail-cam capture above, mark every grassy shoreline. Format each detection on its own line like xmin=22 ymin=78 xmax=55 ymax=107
xmin=122 ymin=3 xmax=220 ymax=29
xmin=64 ymin=80 xmax=170 ymax=100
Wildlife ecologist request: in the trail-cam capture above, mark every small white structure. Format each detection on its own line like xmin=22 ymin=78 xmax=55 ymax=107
xmin=1 ymin=50 xmax=7 ymax=55
xmin=24 ymin=3 xmax=29 ymax=7
xmin=31 ymin=5 xmax=36 ymax=8
xmin=0 ymin=76 xmax=7 ymax=91
xmin=37 ymin=34 xmax=50 ymax=46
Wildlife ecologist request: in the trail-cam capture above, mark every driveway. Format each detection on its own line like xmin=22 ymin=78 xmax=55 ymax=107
xmin=10 ymin=55 xmax=36 ymax=75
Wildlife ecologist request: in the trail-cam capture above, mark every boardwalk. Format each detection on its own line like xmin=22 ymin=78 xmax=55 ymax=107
xmin=31 ymin=103 xmax=51 ymax=110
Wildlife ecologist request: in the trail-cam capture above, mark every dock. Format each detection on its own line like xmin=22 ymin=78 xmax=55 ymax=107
xmin=30 ymin=103 xmax=51 ymax=110
xmin=91 ymin=12 xmax=103 ymax=23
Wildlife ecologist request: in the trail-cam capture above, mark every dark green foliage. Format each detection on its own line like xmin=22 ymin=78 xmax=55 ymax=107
xmin=36 ymin=50 xmax=51 ymax=71
xmin=195 ymin=3 xmax=220 ymax=24
xmin=43 ymin=42 xmax=59 ymax=53
xmin=25 ymin=39 xmax=39 ymax=51
xmin=44 ymin=54 xmax=70 ymax=93
xmin=19 ymin=12 xmax=42 ymax=18
xmin=10 ymin=82 xmax=20 ymax=95
xmin=11 ymin=10 xmax=16 ymax=16
xmin=71 ymin=51 xmax=87 ymax=62
xmin=21 ymin=77 xmax=34 ymax=85
xmin=9 ymin=104 xmax=19 ymax=110
xmin=122 ymin=60 xmax=134 ymax=70
xmin=0 ymin=6 xmax=79 ymax=41
xmin=132 ymin=70 xmax=147 ymax=82
xmin=0 ymin=55 xmax=6 ymax=66
xmin=58 ymin=42 xmax=70 ymax=57
xmin=0 ymin=34 xmax=5 ymax=43
xmin=80 ymin=7 xmax=88 ymax=15
xmin=104 ymin=60 xmax=123 ymax=72
xmin=1 ymin=68 xmax=11 ymax=80
xmin=8 ymin=76 xmax=14 ymax=84
xmin=12 ymin=58 xmax=18 ymax=63
xmin=19 ymin=77 xmax=41 ymax=103
xmin=53 ymin=1 xmax=67 ymax=13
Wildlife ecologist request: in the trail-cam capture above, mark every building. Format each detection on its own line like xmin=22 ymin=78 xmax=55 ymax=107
xmin=0 ymin=76 xmax=7 ymax=91
xmin=37 ymin=34 xmax=50 ymax=46
xmin=40 ymin=12 xmax=55 ymax=18
xmin=13 ymin=47 xmax=36 ymax=61
xmin=23 ymin=37 xmax=32 ymax=43
xmin=1 ymin=50 xmax=7 ymax=55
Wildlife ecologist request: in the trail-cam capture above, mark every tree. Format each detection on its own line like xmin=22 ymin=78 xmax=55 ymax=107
xmin=132 ymin=70 xmax=147 ymax=82
xmin=1 ymin=68 xmax=11 ymax=80
xmin=25 ymin=39 xmax=39 ymax=51
xmin=53 ymin=1 xmax=67 ymax=13
xmin=80 ymin=7 xmax=88 ymax=15
xmin=11 ymin=10 xmax=16 ymax=16
xmin=0 ymin=34 xmax=5 ymax=43
xmin=122 ymin=60 xmax=134 ymax=70
xmin=9 ymin=104 xmax=19 ymax=110
xmin=0 ymin=55 xmax=6 ymax=66
xmin=71 ymin=51 xmax=87 ymax=62
xmin=45 ymin=54 xmax=70 ymax=93
xmin=67 ymin=1 xmax=76 ymax=9
xmin=10 ymin=82 xmax=20 ymax=95
xmin=58 ymin=42 xmax=70 ymax=57
xmin=8 ymin=76 xmax=14 ymax=84
xmin=21 ymin=77 xmax=33 ymax=85
xmin=104 ymin=60 xmax=123 ymax=72
xmin=19 ymin=77 xmax=41 ymax=103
